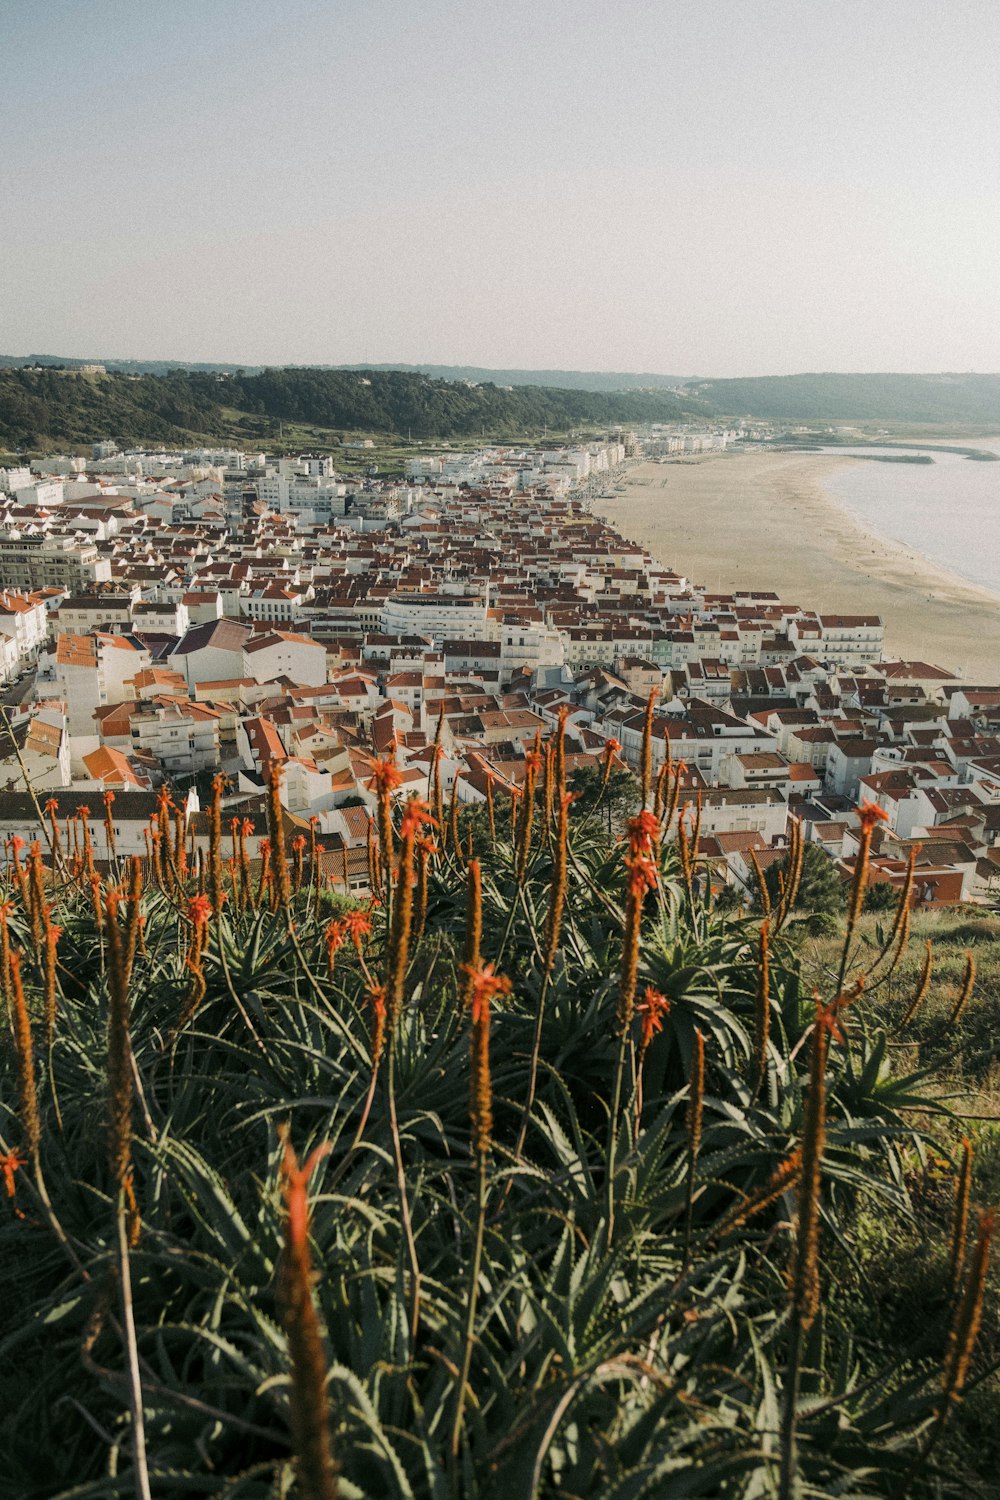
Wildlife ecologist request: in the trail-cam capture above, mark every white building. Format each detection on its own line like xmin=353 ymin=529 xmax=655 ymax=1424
xmin=55 ymin=633 xmax=153 ymax=738
xmin=381 ymin=592 xmax=492 ymax=645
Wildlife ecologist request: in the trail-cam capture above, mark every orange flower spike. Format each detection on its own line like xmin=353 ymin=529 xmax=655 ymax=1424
xmin=342 ymin=909 xmax=372 ymax=951
xmin=43 ymin=922 xmax=62 ymax=1048
xmin=325 ymin=917 xmax=346 ymax=972
xmin=281 ymin=1137 xmax=331 ymax=1249
xmin=463 ymin=960 xmax=513 ymax=1022
xmin=368 ymin=984 xmax=388 ymax=1067
xmin=637 ymin=985 xmax=670 ymax=1055
xmin=10 ymin=950 xmax=40 ymax=1160
xmin=367 ymin=757 xmax=403 ymax=796
xmin=277 ymin=1133 xmax=337 ymax=1500
xmin=0 ymin=1148 xmax=25 ymax=1199
xmin=187 ymin=894 xmax=213 ymax=927
xmin=856 ymin=799 xmax=890 ymax=833
xmin=625 ymin=851 xmax=658 ymax=899
xmin=628 ymin=809 xmax=660 ymax=857
xmin=399 ymin=796 xmax=436 ymax=842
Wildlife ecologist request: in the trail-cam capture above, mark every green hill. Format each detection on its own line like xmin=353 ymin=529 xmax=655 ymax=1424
xmin=1 ymin=356 xmax=695 ymax=392
xmin=687 ymin=371 xmax=1000 ymax=425
xmin=0 ymin=365 xmax=706 ymax=450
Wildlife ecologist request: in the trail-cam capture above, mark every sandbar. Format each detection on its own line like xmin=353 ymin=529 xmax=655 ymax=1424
xmin=593 ymin=453 xmax=1000 ymax=681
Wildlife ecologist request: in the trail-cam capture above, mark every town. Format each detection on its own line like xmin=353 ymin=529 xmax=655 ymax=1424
xmin=0 ymin=429 xmax=998 ymax=909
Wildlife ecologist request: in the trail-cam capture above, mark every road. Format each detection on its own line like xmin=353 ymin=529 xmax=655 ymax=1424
xmin=0 ymin=671 xmax=36 ymax=709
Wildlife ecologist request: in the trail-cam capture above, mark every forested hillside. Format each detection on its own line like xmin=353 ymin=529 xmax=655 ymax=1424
xmin=0 ymin=366 xmax=705 ymax=449
xmin=687 ymin=371 xmax=1000 ymax=424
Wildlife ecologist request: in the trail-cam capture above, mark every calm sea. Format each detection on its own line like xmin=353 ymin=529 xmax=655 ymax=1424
xmin=817 ymin=442 xmax=1000 ymax=596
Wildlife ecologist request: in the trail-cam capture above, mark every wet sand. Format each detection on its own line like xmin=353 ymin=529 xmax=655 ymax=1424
xmin=593 ymin=453 xmax=1000 ymax=681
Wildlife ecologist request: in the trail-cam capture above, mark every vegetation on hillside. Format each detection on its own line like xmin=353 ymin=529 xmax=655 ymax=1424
xmin=6 ymin=364 xmax=1000 ymax=439
xmin=687 ymin=372 xmax=1000 ymax=425
xmin=0 ymin=729 xmax=997 ymax=1499
xmin=0 ymin=366 xmax=704 ymax=451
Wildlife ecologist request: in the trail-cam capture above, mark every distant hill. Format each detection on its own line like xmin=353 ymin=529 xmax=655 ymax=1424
xmin=333 ymin=363 xmax=694 ymax=392
xmin=6 ymin=362 xmax=1000 ymax=443
xmin=686 ymin=372 xmax=1000 ymax=425
xmin=0 ymin=356 xmax=692 ymax=392
xmin=0 ymin=354 xmax=269 ymax=376
xmin=0 ymin=365 xmax=705 ymax=450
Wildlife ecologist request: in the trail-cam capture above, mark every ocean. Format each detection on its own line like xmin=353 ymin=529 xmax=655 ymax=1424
xmin=817 ymin=442 xmax=1000 ymax=596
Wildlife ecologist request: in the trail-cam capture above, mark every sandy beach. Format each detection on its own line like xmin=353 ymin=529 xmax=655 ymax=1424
xmin=593 ymin=453 xmax=1000 ymax=681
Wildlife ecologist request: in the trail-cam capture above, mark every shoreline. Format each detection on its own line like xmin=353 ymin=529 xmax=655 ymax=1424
xmin=592 ymin=452 xmax=1000 ymax=681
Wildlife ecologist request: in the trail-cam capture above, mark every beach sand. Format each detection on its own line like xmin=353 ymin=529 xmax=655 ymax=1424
xmin=593 ymin=453 xmax=1000 ymax=681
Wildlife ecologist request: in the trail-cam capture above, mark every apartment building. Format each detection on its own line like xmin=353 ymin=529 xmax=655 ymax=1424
xmin=0 ymin=535 xmax=112 ymax=591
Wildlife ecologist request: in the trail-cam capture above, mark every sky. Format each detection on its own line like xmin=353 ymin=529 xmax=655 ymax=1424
xmin=3 ymin=0 xmax=1000 ymax=376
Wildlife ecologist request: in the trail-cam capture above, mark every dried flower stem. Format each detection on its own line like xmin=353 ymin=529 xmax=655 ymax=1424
xmin=947 ymin=951 xmax=976 ymax=1026
xmin=948 ymin=1138 xmax=973 ymax=1298
xmin=903 ymin=1211 xmax=995 ymax=1493
xmin=714 ymin=1150 xmax=803 ymax=1242
xmin=899 ymin=939 xmax=933 ymax=1030
xmin=750 ymin=849 xmax=771 ymax=918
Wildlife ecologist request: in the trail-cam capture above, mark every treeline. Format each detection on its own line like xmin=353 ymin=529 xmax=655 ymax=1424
xmin=688 ymin=371 xmax=1000 ymax=424
xmin=0 ymin=365 xmax=705 ymax=449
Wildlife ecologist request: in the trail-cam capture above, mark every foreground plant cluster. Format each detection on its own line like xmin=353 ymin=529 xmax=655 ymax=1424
xmin=0 ymin=725 xmax=995 ymax=1500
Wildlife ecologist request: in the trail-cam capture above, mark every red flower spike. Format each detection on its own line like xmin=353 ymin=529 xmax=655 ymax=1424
xmin=343 ymin=910 xmax=372 ymax=948
xmin=625 ymin=851 xmax=658 ymax=898
xmin=628 ymin=810 xmax=660 ymax=856
xmin=399 ymin=796 xmax=436 ymax=842
xmin=367 ymin=757 xmax=403 ymax=796
xmin=462 ymin=961 xmax=512 ymax=1023
xmin=856 ymin=799 xmax=889 ymax=833
xmin=369 ymin=985 xmax=387 ymax=1023
xmin=1 ymin=1149 xmax=25 ymax=1199
xmin=280 ymin=1138 xmax=331 ymax=1255
xmin=638 ymin=985 xmax=670 ymax=1051
xmin=187 ymin=894 xmax=213 ymax=926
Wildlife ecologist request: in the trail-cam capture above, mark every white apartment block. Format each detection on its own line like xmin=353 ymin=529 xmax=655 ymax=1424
xmin=381 ymin=592 xmax=491 ymax=645
xmin=56 ymin=633 xmax=153 ymax=737
xmin=499 ymin=620 xmax=565 ymax=681
xmin=789 ymin=614 xmax=885 ymax=667
xmin=0 ymin=467 xmax=33 ymax=494
xmin=0 ymin=591 xmax=49 ymax=666
xmin=128 ymin=701 xmax=220 ymax=775
xmin=257 ymin=474 xmax=347 ymax=525
xmin=0 ymin=534 xmax=112 ymax=591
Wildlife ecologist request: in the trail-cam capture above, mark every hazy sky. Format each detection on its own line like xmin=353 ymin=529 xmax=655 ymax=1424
xmin=3 ymin=0 xmax=1000 ymax=375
